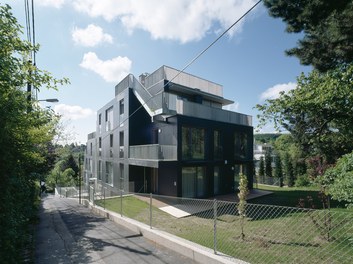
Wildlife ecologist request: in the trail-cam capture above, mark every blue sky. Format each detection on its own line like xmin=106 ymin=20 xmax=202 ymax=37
xmin=6 ymin=0 xmax=310 ymax=144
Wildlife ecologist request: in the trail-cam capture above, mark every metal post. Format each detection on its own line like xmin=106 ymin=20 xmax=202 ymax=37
xmin=213 ymin=199 xmax=217 ymax=254
xmin=79 ymin=153 xmax=82 ymax=204
xmin=150 ymin=193 xmax=152 ymax=229
xmin=103 ymin=188 xmax=106 ymax=210
xmin=120 ymin=190 xmax=123 ymax=217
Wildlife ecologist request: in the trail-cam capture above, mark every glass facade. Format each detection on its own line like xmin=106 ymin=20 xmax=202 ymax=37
xmin=234 ymin=132 xmax=249 ymax=159
xmin=182 ymin=126 xmax=205 ymax=160
xmin=182 ymin=166 xmax=206 ymax=198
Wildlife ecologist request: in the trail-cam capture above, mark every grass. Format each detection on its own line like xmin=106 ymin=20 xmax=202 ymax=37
xmin=251 ymin=184 xmax=349 ymax=210
xmin=95 ymin=191 xmax=353 ymax=264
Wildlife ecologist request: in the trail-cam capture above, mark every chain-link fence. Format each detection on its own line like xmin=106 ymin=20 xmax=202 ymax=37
xmin=62 ymin=186 xmax=353 ymax=263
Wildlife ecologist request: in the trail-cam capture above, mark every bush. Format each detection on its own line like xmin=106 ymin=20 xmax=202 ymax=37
xmin=295 ymin=174 xmax=311 ymax=187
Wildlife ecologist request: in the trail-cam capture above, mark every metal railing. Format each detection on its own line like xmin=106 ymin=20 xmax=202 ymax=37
xmin=129 ymin=144 xmax=177 ymax=160
xmin=90 ymin=189 xmax=353 ymax=264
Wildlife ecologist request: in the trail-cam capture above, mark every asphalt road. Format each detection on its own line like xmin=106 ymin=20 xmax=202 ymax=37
xmin=35 ymin=195 xmax=197 ymax=264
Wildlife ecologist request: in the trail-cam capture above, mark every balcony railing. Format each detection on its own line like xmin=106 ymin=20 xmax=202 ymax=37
xmin=129 ymin=144 xmax=177 ymax=161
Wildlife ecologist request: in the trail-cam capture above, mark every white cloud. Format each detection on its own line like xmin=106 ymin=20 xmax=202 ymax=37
xmin=72 ymin=24 xmax=113 ymax=47
xmin=72 ymin=0 xmax=259 ymax=43
xmin=36 ymin=0 xmax=66 ymax=8
xmin=223 ymin=102 xmax=240 ymax=112
xmin=260 ymin=82 xmax=296 ymax=101
xmin=54 ymin=104 xmax=95 ymax=120
xmin=80 ymin=52 xmax=132 ymax=83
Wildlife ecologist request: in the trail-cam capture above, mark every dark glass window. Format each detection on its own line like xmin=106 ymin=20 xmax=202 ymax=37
xmin=182 ymin=126 xmax=205 ymax=160
xmin=214 ymin=130 xmax=222 ymax=160
xmin=234 ymin=132 xmax=249 ymax=159
xmin=119 ymin=99 xmax=124 ymax=115
xmin=182 ymin=166 xmax=206 ymax=198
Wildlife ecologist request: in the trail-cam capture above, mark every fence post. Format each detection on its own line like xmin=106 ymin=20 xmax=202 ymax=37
xmin=213 ymin=199 xmax=217 ymax=254
xmin=120 ymin=190 xmax=123 ymax=217
xmin=103 ymin=188 xmax=106 ymax=210
xmin=150 ymin=193 xmax=152 ymax=229
xmin=93 ymin=186 xmax=95 ymax=206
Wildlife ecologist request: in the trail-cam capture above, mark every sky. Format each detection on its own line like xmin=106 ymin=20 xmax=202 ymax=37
xmin=5 ymin=0 xmax=311 ymax=144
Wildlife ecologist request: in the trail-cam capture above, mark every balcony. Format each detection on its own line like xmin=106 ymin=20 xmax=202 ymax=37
xmin=129 ymin=144 xmax=177 ymax=161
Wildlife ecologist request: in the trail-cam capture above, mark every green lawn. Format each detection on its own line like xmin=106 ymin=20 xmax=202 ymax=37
xmin=94 ymin=192 xmax=353 ymax=263
xmin=251 ymin=184 xmax=349 ymax=210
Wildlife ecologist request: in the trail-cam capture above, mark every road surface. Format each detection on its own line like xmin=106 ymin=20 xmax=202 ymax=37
xmin=35 ymin=195 xmax=197 ymax=264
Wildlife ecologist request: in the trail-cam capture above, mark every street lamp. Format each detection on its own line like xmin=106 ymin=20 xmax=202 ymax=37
xmin=38 ymin=98 xmax=59 ymax=103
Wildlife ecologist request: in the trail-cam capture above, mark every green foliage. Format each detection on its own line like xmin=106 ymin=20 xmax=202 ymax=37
xmin=0 ymin=4 xmax=68 ymax=262
xmin=237 ymin=173 xmax=249 ymax=240
xmin=274 ymin=155 xmax=283 ymax=179
xmin=320 ymin=152 xmax=353 ymax=208
xmin=259 ymin=156 xmax=265 ymax=177
xmin=283 ymin=153 xmax=295 ymax=187
xmin=264 ymin=148 xmax=272 ymax=177
xmin=264 ymin=0 xmax=353 ymax=72
xmin=294 ymin=174 xmax=311 ymax=187
xmin=257 ymin=63 xmax=353 ymax=164
xmin=254 ymin=133 xmax=281 ymax=144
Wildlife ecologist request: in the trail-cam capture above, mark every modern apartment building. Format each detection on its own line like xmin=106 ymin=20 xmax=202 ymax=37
xmin=84 ymin=65 xmax=253 ymax=198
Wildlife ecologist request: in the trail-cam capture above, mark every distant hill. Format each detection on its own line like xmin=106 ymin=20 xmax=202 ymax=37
xmin=254 ymin=133 xmax=282 ymax=144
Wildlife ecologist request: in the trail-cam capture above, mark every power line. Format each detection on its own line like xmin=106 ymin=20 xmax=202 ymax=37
xmin=88 ymin=0 xmax=262 ymax=146
xmin=31 ymin=0 xmax=36 ymax=66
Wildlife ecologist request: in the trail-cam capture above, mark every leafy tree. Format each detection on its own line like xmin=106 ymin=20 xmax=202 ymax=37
xmin=263 ymin=0 xmax=353 ymax=72
xmin=259 ymin=156 xmax=265 ymax=177
xmin=256 ymin=63 xmax=353 ymax=164
xmin=319 ymin=152 xmax=353 ymax=208
xmin=274 ymin=155 xmax=283 ymax=179
xmin=0 ymin=4 xmax=68 ymax=262
xmin=282 ymin=153 xmax=294 ymax=187
xmin=265 ymin=148 xmax=273 ymax=177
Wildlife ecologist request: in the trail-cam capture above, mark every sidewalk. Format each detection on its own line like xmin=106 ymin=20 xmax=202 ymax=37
xmin=35 ymin=194 xmax=197 ymax=264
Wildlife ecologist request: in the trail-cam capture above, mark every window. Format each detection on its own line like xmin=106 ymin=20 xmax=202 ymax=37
xmin=105 ymin=161 xmax=113 ymax=185
xmin=214 ymin=130 xmax=222 ymax=160
xmin=234 ymin=132 xmax=249 ymax=159
xmin=182 ymin=126 xmax=205 ymax=160
xmin=119 ymin=99 xmax=124 ymax=115
xmin=119 ymin=131 xmax=124 ymax=158
xmin=182 ymin=167 xmax=206 ymax=198
xmin=98 ymin=137 xmax=102 ymax=156
xmin=110 ymin=134 xmax=113 ymax=147
xmin=90 ymin=142 xmax=92 ymax=155
xmin=109 ymin=134 xmax=114 ymax=157
xmin=98 ymin=114 xmax=102 ymax=133
xmin=98 ymin=160 xmax=102 ymax=180
xmin=105 ymin=107 xmax=113 ymax=131
xmin=119 ymin=163 xmax=124 ymax=191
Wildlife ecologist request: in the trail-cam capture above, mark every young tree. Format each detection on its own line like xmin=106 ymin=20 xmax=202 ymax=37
xmin=263 ymin=0 xmax=353 ymax=72
xmin=0 ymin=4 xmax=68 ymax=262
xmin=237 ymin=173 xmax=249 ymax=240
